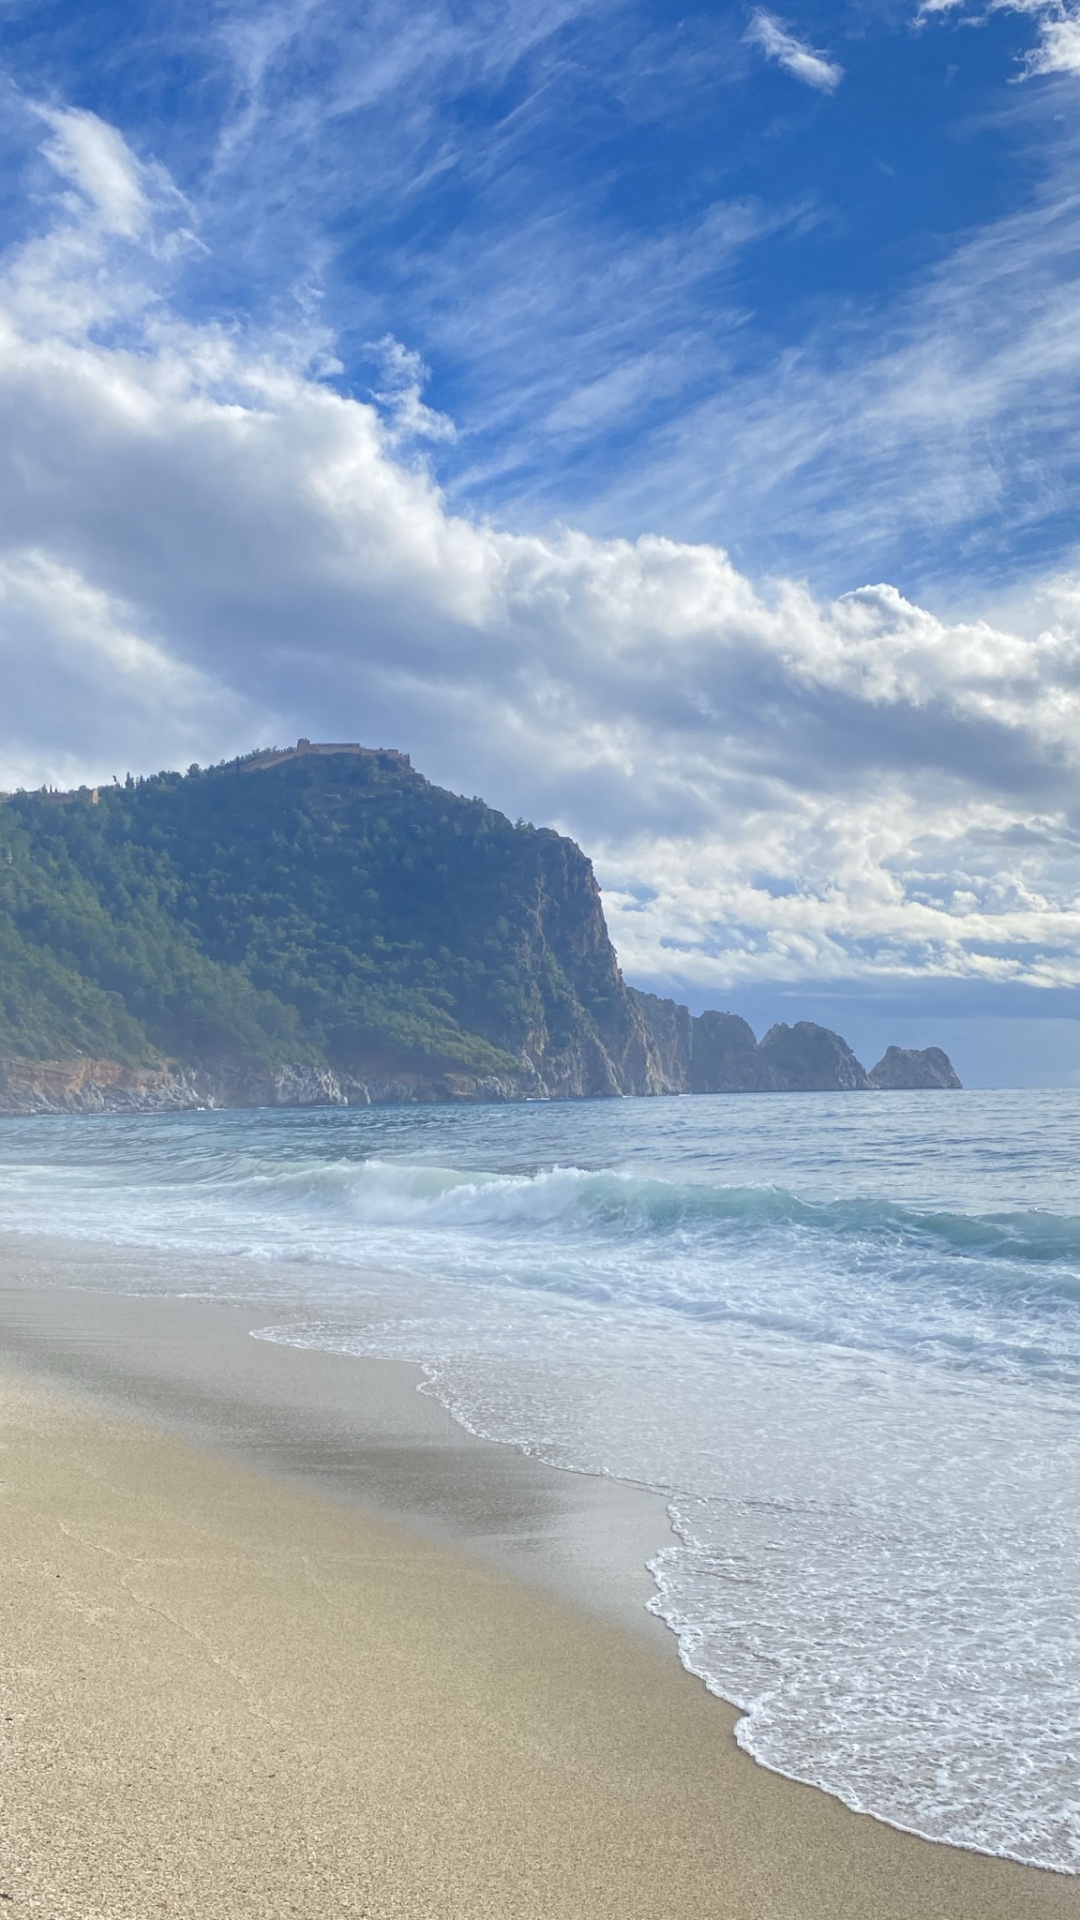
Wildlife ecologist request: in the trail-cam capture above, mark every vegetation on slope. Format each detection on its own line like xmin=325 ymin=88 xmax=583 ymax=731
xmin=0 ymin=749 xmax=610 ymax=1081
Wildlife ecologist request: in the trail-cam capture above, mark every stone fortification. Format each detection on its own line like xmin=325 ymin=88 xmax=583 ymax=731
xmin=244 ymin=740 xmax=412 ymax=773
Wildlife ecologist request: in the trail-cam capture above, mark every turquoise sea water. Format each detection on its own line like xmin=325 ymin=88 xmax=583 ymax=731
xmin=1 ymin=1089 xmax=1078 ymax=1870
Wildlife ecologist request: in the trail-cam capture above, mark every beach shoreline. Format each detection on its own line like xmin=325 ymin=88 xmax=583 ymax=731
xmin=0 ymin=1232 xmax=676 ymax=1642
xmin=2 ymin=1233 xmax=1079 ymax=1918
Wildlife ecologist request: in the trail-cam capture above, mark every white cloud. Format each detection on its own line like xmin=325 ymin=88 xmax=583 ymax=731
xmin=5 ymin=110 xmax=1080 ymax=999
xmin=746 ymin=11 xmax=843 ymax=90
xmin=0 ymin=552 xmax=265 ymax=793
xmin=126 ymin=0 xmax=788 ymax=546
xmin=1013 ymin=1 xmax=1080 ymax=75
xmin=211 ymin=0 xmax=601 ymax=184
xmin=35 ymin=107 xmax=151 ymax=238
xmin=366 ymin=334 xmax=457 ymax=442
xmin=917 ymin=0 xmax=1080 ymax=78
xmin=5 ymin=106 xmax=199 ymax=345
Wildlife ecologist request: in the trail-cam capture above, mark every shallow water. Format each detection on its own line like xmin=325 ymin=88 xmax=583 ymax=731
xmin=1 ymin=1089 xmax=1078 ymax=1870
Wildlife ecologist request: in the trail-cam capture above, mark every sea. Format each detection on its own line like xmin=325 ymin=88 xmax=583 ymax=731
xmin=0 ymin=1088 xmax=1078 ymax=1873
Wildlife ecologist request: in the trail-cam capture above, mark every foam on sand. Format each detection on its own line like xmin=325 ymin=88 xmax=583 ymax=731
xmin=0 ymin=1350 xmax=1075 ymax=1920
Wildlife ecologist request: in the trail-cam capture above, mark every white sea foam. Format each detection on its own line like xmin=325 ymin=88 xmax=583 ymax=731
xmin=2 ymin=1090 xmax=1079 ymax=1869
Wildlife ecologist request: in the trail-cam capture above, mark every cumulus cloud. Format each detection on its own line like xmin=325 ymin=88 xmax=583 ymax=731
xmin=1006 ymin=0 xmax=1080 ymax=75
xmin=746 ymin=11 xmax=843 ymax=90
xmin=0 ymin=552 xmax=263 ymax=792
xmin=4 ymin=108 xmax=1080 ymax=999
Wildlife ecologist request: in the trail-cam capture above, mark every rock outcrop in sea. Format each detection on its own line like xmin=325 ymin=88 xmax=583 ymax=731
xmin=759 ymin=1021 xmax=871 ymax=1091
xmin=868 ymin=1046 xmax=964 ymax=1090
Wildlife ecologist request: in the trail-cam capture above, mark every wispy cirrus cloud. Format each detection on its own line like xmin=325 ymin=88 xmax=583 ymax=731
xmin=209 ymin=0 xmax=606 ymax=199
xmin=417 ymin=194 xmax=796 ymax=503
xmin=89 ymin=0 xmax=764 ymax=495
xmin=745 ymin=10 xmax=843 ymax=90
xmin=564 ymin=118 xmax=1080 ymax=600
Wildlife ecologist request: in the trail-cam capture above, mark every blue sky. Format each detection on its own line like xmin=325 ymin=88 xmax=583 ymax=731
xmin=3 ymin=0 xmax=1072 ymax=594
xmin=3 ymin=0 xmax=1080 ymax=1081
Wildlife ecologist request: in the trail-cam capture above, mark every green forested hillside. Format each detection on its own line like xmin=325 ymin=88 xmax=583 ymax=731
xmin=0 ymin=748 xmax=621 ymax=1084
xmin=0 ymin=747 xmax=962 ymax=1108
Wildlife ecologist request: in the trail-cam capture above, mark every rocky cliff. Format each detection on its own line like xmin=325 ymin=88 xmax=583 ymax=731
xmin=513 ymin=830 xmax=664 ymax=1098
xmin=0 ymin=743 xmax=961 ymax=1113
xmin=627 ymin=995 xmax=774 ymax=1092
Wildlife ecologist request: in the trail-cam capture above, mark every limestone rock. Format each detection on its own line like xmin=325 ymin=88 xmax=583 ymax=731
xmin=868 ymin=1046 xmax=962 ymax=1090
xmin=758 ymin=1021 xmax=870 ymax=1091
xmin=690 ymin=1011 xmax=770 ymax=1092
xmin=626 ymin=991 xmax=694 ymax=1092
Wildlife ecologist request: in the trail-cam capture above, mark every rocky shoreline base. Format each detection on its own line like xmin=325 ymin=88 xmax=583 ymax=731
xmin=0 ymin=1030 xmax=961 ymax=1116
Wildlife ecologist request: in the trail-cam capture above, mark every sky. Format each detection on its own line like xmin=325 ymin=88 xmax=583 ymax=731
xmin=2 ymin=1 xmax=1080 ymax=1082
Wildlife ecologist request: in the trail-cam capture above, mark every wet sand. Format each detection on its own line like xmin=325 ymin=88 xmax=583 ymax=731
xmin=1 ymin=1236 xmax=1078 ymax=1919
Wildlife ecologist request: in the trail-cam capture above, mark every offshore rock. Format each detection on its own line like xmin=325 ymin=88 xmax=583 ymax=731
xmin=758 ymin=1021 xmax=871 ymax=1092
xmin=690 ymin=1011 xmax=770 ymax=1092
xmin=868 ymin=1046 xmax=962 ymax=1090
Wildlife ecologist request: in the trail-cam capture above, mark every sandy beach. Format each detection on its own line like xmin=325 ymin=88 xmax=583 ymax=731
xmin=2 ymin=1242 xmax=1079 ymax=1919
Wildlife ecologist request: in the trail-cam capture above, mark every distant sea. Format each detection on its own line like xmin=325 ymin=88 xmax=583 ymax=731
xmin=1 ymin=1090 xmax=1078 ymax=1872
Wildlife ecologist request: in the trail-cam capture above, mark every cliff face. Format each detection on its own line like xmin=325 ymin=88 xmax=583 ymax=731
xmin=513 ymin=831 xmax=664 ymax=1098
xmin=0 ymin=748 xmax=670 ymax=1111
xmin=624 ymin=991 xmax=693 ymax=1093
xmin=0 ymin=1056 xmax=200 ymax=1116
xmin=0 ymin=744 xmax=962 ymax=1114
xmin=624 ymin=997 xmax=774 ymax=1093
xmin=0 ymin=1022 xmax=964 ymax=1112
